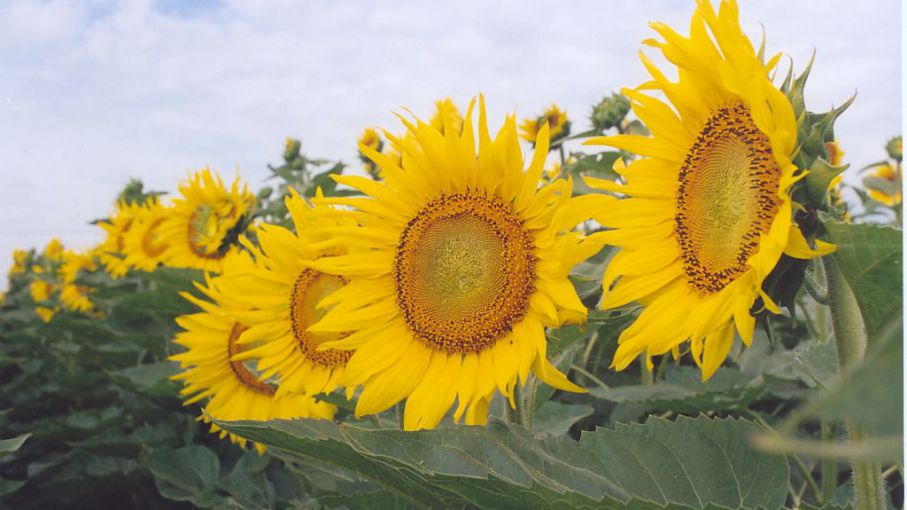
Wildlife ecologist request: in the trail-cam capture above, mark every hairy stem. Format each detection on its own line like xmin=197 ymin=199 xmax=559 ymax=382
xmin=822 ymin=256 xmax=886 ymax=510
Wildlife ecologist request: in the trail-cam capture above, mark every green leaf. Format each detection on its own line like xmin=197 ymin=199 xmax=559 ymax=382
xmin=755 ymin=313 xmax=903 ymax=463
xmin=216 ymin=415 xmax=789 ymax=509
xmin=823 ymin=221 xmax=903 ymax=335
xmin=590 ymin=366 xmax=765 ymax=414
xmin=112 ymin=361 xmax=180 ymax=397
xmin=532 ymin=401 xmax=593 ymax=436
xmin=145 ymin=446 xmax=222 ymax=507
xmin=0 ymin=433 xmax=30 ymax=460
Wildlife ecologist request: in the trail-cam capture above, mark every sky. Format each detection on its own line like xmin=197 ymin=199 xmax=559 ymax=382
xmin=0 ymin=0 xmax=901 ymax=280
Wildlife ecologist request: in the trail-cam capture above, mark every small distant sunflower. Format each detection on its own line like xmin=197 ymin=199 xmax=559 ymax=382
xmin=584 ymin=0 xmax=835 ymax=379
xmin=308 ymin=96 xmax=599 ymax=430
xmin=59 ymin=249 xmax=99 ymax=314
xmin=99 ymin=201 xmax=145 ymax=278
xmin=158 ymin=168 xmax=254 ymax=273
xmin=825 ymin=141 xmax=849 ymax=220
xmin=865 ymin=163 xmax=902 ymax=207
xmin=123 ymin=201 xmax=171 ymax=272
xmin=42 ymin=238 xmax=64 ymax=262
xmin=30 ymin=280 xmax=53 ymax=302
xmin=171 ymin=253 xmax=335 ymax=453
xmin=35 ymin=306 xmax=55 ymax=323
xmin=430 ymin=97 xmax=464 ymax=136
xmin=9 ymin=249 xmax=29 ymax=276
xmin=520 ymin=104 xmax=570 ymax=145
xmin=357 ymin=128 xmax=384 ymax=178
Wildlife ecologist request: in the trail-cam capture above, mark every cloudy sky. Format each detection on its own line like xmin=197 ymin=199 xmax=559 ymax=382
xmin=0 ymin=0 xmax=901 ymax=279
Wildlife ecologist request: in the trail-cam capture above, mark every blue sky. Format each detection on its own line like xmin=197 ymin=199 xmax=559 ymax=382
xmin=0 ymin=0 xmax=901 ymax=279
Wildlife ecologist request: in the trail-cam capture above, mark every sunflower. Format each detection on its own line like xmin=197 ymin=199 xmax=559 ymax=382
xmin=306 ymin=96 xmax=599 ymax=430
xmin=99 ymin=201 xmax=145 ymax=278
xmin=825 ymin=141 xmax=850 ymax=220
xmin=219 ymin=190 xmax=357 ymax=400
xmin=358 ymin=128 xmax=384 ymax=178
xmin=42 ymin=238 xmax=64 ymax=262
xmin=583 ymin=0 xmax=835 ymax=380
xmin=158 ymin=168 xmax=254 ymax=273
xmin=430 ymin=97 xmax=464 ymax=136
xmin=123 ymin=201 xmax=171 ymax=272
xmin=9 ymin=249 xmax=29 ymax=276
xmin=520 ymin=104 xmax=570 ymax=145
xmin=59 ymin=249 xmax=99 ymax=314
xmin=30 ymin=280 xmax=56 ymax=322
xmin=171 ymin=253 xmax=335 ymax=453
xmin=35 ymin=306 xmax=55 ymax=323
xmin=865 ymin=163 xmax=901 ymax=207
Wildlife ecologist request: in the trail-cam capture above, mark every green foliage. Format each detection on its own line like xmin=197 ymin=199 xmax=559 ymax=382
xmin=217 ymin=415 xmax=789 ymax=510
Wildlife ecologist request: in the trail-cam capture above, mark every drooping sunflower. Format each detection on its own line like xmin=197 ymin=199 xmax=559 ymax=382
xmin=59 ymin=249 xmax=99 ymax=314
xmin=219 ymin=190 xmax=357 ymax=399
xmin=307 ymin=96 xmax=600 ymax=430
xmin=171 ymin=253 xmax=335 ymax=453
xmin=583 ymin=0 xmax=835 ymax=380
xmin=158 ymin=168 xmax=254 ymax=273
xmin=122 ymin=201 xmax=171 ymax=272
xmin=520 ymin=104 xmax=570 ymax=145
xmin=99 ymin=201 xmax=145 ymax=278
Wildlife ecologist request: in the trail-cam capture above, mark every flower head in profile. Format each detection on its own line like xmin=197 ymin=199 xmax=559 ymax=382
xmin=520 ymin=104 xmax=570 ymax=145
xmin=864 ymin=163 xmax=902 ymax=207
xmin=99 ymin=201 xmax=145 ymax=278
xmin=306 ymin=96 xmax=599 ymax=430
xmin=584 ymin=0 xmax=834 ymax=379
xmin=170 ymin=253 xmax=335 ymax=453
xmin=122 ymin=200 xmax=170 ymax=272
xmin=430 ymin=97 xmax=464 ymax=136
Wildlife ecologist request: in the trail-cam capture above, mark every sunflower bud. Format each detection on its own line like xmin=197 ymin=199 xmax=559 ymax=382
xmin=590 ymin=93 xmax=630 ymax=132
xmin=283 ymin=137 xmax=301 ymax=162
xmin=886 ymin=136 xmax=902 ymax=162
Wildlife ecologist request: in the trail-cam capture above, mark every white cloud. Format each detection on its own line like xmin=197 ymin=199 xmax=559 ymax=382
xmin=0 ymin=0 xmax=900 ymax=280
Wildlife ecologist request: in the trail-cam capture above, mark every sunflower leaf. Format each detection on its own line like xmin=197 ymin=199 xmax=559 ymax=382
xmin=215 ymin=415 xmax=789 ymax=509
xmin=822 ymin=220 xmax=903 ymax=336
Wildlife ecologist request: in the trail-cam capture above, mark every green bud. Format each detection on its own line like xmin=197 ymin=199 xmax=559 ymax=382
xmin=284 ymin=137 xmax=302 ymax=162
xmin=886 ymin=136 xmax=902 ymax=162
xmin=590 ymin=93 xmax=630 ymax=131
xmin=257 ymin=187 xmax=273 ymax=200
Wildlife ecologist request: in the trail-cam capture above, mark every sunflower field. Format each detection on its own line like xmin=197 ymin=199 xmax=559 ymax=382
xmin=0 ymin=1 xmax=903 ymax=509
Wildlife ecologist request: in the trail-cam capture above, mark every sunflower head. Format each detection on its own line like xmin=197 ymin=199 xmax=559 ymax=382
xmin=58 ymin=249 xmax=100 ymax=314
xmin=30 ymin=280 xmax=53 ymax=302
xmin=591 ymin=93 xmax=631 ymax=132
xmin=520 ymin=104 xmax=570 ymax=145
xmin=284 ymin=137 xmax=302 ymax=162
xmin=886 ymin=136 xmax=902 ymax=162
xmin=42 ymin=238 xmax=64 ymax=262
xmin=584 ymin=0 xmax=835 ymax=380
xmin=306 ymin=95 xmax=600 ymax=430
xmin=99 ymin=200 xmax=147 ymax=278
xmin=35 ymin=306 xmax=55 ymax=323
xmin=122 ymin=200 xmax=171 ymax=272
xmin=865 ymin=163 xmax=902 ymax=207
xmin=9 ymin=249 xmax=29 ymax=276
xmin=170 ymin=252 xmax=335 ymax=453
xmin=158 ymin=168 xmax=254 ymax=273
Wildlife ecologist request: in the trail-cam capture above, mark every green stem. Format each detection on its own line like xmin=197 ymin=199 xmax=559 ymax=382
xmin=506 ymin=384 xmax=526 ymax=429
xmin=640 ymin=357 xmax=653 ymax=386
xmin=821 ymin=420 xmax=837 ymax=503
xmin=570 ymin=364 xmax=609 ymax=390
xmin=822 ymin=256 xmax=886 ymax=510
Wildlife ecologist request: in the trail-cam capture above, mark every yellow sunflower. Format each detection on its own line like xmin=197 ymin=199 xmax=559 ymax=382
xmin=158 ymin=168 xmax=254 ymax=273
xmin=9 ymin=249 xmax=29 ymax=276
xmin=583 ymin=0 xmax=835 ymax=380
xmin=35 ymin=306 xmax=55 ymax=323
xmin=307 ymin=96 xmax=599 ymax=430
xmin=520 ymin=104 xmax=569 ymax=145
xmin=123 ymin=201 xmax=171 ymax=272
xmin=430 ymin=97 xmax=464 ymax=136
xmin=865 ymin=163 xmax=901 ymax=207
xmin=171 ymin=253 xmax=335 ymax=453
xmin=99 ymin=201 xmax=145 ymax=278
xmin=59 ymin=249 xmax=99 ymax=314
xmin=42 ymin=238 xmax=64 ymax=262
xmin=30 ymin=280 xmax=53 ymax=302
xmin=220 ymin=190 xmax=356 ymax=399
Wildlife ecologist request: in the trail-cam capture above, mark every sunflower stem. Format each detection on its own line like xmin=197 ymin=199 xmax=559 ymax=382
xmin=822 ymin=256 xmax=886 ymax=510
xmin=820 ymin=420 xmax=837 ymax=503
xmin=640 ymin=357 xmax=653 ymax=386
xmin=506 ymin=385 xmax=526 ymax=429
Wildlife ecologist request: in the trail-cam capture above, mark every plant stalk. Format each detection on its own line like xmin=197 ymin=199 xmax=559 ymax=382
xmin=822 ymin=256 xmax=886 ymax=510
